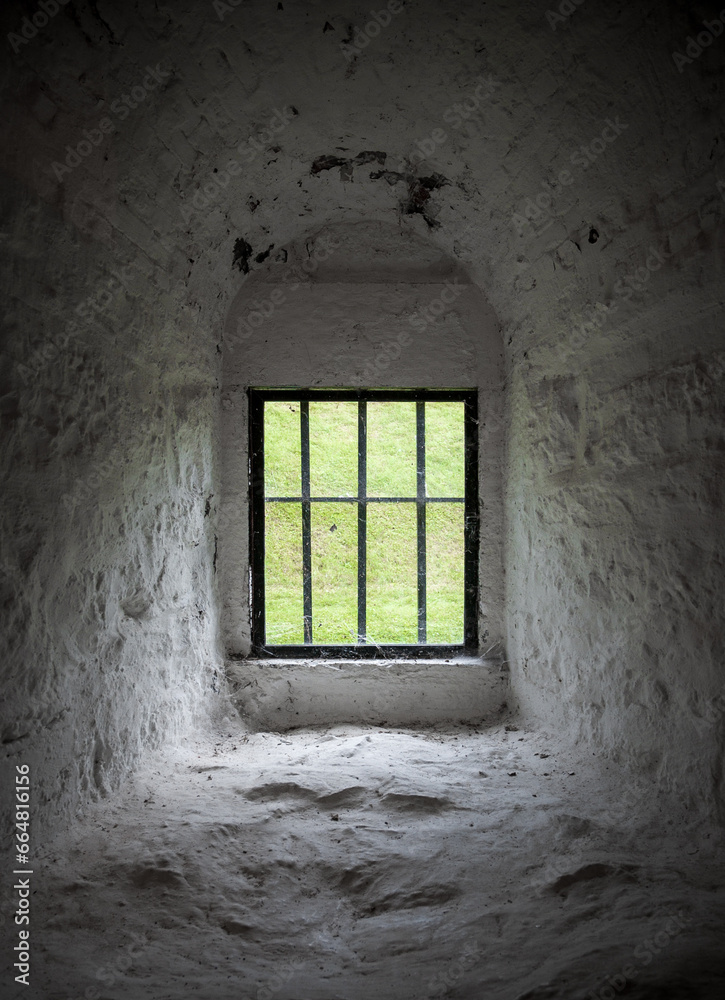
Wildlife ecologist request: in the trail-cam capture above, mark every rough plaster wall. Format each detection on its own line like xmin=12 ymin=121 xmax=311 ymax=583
xmin=0 ymin=9 xmax=226 ymax=840
xmin=0 ymin=0 xmax=723 ymax=827
xmin=220 ymin=223 xmax=505 ymax=656
xmin=508 ymin=341 xmax=725 ymax=816
xmin=497 ymin=16 xmax=725 ymax=817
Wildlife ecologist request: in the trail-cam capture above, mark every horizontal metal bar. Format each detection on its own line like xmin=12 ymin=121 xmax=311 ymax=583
xmin=250 ymin=388 xmax=477 ymax=403
xmin=265 ymin=496 xmax=465 ymax=503
xmin=251 ymin=644 xmax=472 ymax=660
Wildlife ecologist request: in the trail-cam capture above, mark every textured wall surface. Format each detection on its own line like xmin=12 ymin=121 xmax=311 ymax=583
xmin=1 ymin=0 xmax=724 ymax=834
xmin=0 ymin=5 xmax=228 ymax=839
xmin=508 ymin=344 xmax=725 ymax=815
xmin=0 ymin=169 xmax=225 ymax=838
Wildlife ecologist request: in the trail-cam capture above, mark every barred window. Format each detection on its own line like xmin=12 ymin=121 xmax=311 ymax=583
xmin=249 ymin=388 xmax=478 ymax=658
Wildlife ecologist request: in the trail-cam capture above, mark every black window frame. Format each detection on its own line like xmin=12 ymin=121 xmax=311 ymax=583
xmin=249 ymin=387 xmax=479 ymax=659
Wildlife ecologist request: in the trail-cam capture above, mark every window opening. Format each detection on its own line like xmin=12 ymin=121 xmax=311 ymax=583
xmin=249 ymin=389 xmax=478 ymax=658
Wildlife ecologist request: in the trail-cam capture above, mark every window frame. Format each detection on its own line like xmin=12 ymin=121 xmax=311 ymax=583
xmin=248 ymin=387 xmax=479 ymax=658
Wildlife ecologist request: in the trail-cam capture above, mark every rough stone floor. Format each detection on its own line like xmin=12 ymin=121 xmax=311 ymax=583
xmin=17 ymin=720 xmax=725 ymax=999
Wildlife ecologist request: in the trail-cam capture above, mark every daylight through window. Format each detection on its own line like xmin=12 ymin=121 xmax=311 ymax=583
xmin=249 ymin=389 xmax=478 ymax=656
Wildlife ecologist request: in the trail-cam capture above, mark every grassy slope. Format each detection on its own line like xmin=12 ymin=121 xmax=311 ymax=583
xmin=264 ymin=401 xmax=464 ymax=644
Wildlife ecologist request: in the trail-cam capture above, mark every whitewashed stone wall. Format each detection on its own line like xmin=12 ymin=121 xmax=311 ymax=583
xmin=1 ymin=0 xmax=723 ymax=830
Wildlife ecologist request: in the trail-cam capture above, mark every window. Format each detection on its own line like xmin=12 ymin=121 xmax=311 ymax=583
xmin=249 ymin=388 xmax=478 ymax=657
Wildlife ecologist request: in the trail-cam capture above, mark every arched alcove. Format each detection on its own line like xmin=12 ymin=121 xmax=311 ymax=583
xmin=218 ymin=220 xmax=506 ymax=721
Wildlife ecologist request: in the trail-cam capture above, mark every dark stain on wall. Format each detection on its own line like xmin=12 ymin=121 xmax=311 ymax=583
xmin=232 ymin=238 xmax=254 ymax=273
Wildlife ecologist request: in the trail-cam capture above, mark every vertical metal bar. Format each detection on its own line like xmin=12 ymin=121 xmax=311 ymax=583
xmin=357 ymin=401 xmax=367 ymax=643
xmin=301 ymin=400 xmax=313 ymax=644
xmin=463 ymin=393 xmax=479 ymax=651
xmin=416 ymin=400 xmax=426 ymax=644
xmin=250 ymin=391 xmax=266 ymax=649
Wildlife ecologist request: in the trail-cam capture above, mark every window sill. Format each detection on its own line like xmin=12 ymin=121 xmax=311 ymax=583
xmin=227 ymin=657 xmax=508 ymax=731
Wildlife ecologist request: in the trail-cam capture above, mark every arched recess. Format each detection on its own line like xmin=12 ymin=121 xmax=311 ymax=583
xmin=219 ymin=220 xmax=504 ymax=659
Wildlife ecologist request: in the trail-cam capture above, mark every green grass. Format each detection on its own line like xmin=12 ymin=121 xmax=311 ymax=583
xmin=264 ymin=401 xmax=465 ymax=645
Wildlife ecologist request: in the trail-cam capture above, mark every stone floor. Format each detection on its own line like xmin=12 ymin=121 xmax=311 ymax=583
xmin=12 ymin=717 xmax=725 ymax=999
